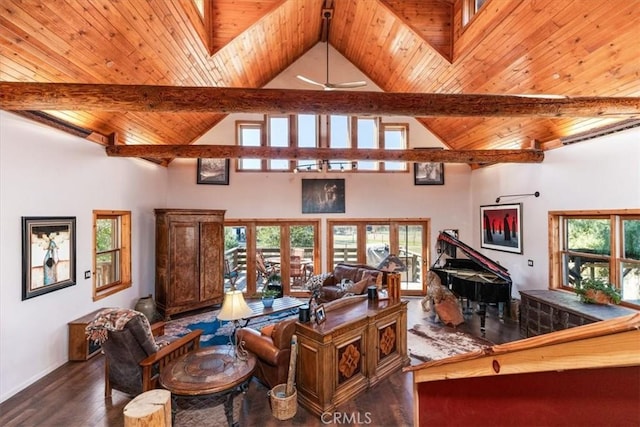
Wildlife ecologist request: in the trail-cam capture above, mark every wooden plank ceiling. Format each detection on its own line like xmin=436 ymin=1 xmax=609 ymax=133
xmin=0 ymin=0 xmax=638 ymax=162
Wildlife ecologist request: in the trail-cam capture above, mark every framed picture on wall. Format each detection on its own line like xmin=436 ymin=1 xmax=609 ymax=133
xmin=414 ymin=162 xmax=444 ymax=185
xmin=22 ymin=216 xmax=77 ymax=300
xmin=302 ymin=179 xmax=345 ymax=213
xmin=480 ymin=203 xmax=523 ymax=254
xmin=197 ymin=158 xmax=230 ymax=185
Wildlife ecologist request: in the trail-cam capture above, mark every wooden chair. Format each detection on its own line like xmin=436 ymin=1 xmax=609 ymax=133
xmin=257 ymin=250 xmax=278 ymax=284
xmin=290 ymin=255 xmax=306 ymax=287
xmin=292 ymin=248 xmax=314 ymax=281
xmin=224 ymin=258 xmax=239 ymax=291
xmin=88 ymin=309 xmax=202 ymax=397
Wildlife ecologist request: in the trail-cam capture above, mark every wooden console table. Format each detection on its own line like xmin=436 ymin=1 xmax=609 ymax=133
xmin=519 ymin=289 xmax=637 ymax=338
xmin=68 ymin=308 xmax=108 ymax=361
xmin=244 ymin=296 xmax=304 ymax=322
xmin=69 ymin=308 xmax=165 ymax=361
xmin=294 ymin=296 xmax=409 ymax=416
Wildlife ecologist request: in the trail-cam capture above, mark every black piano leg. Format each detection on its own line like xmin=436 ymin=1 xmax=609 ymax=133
xmin=463 ymin=298 xmax=473 ymax=315
xmin=478 ymin=303 xmax=487 ymax=335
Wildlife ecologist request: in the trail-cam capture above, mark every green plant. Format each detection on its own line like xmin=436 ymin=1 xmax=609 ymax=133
xmin=259 ymin=288 xmax=279 ymax=299
xmin=267 ymin=271 xmax=281 ymax=284
xmin=575 ymin=278 xmax=622 ymax=304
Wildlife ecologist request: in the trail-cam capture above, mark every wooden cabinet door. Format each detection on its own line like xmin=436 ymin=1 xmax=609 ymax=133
xmin=169 ymin=221 xmax=200 ymax=307
xmin=200 ymin=221 xmax=223 ymax=302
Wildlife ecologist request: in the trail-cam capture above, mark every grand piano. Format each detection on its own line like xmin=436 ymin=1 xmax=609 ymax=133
xmin=431 ymin=231 xmax=512 ymax=334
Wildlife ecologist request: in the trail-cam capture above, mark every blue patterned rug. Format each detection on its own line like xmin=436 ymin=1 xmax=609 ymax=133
xmin=164 ymin=306 xmax=299 ymax=347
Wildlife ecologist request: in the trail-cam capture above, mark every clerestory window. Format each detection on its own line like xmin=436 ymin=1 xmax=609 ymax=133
xmin=462 ymin=0 xmax=487 ymax=27
xmin=236 ymin=115 xmax=408 ymax=173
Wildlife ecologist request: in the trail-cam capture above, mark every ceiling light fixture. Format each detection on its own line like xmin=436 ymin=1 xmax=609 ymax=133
xmin=293 ymin=160 xmax=358 ymax=173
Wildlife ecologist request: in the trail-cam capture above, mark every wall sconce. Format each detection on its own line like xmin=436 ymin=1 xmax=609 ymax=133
xmin=495 ymin=191 xmax=540 ymax=203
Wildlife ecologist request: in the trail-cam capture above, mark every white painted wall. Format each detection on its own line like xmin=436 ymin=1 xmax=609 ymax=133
xmin=0 ymin=112 xmax=167 ymax=402
xmin=470 ymin=128 xmax=640 ymax=298
xmin=166 ymin=44 xmax=474 ymax=260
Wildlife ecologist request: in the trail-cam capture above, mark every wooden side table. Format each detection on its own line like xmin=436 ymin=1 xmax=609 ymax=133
xmin=68 ymin=308 xmax=109 ymax=361
xmin=160 ymin=346 xmax=256 ymax=427
xmin=68 ymin=308 xmax=165 ymax=361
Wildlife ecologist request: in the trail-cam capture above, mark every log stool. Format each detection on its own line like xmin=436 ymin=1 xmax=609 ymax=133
xmin=123 ymin=389 xmax=171 ymax=427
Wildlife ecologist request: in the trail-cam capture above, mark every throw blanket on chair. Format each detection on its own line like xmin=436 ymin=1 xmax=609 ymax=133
xmin=85 ymin=308 xmax=155 ymax=347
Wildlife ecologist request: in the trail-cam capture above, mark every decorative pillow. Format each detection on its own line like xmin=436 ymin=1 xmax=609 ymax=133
xmin=261 ymin=324 xmax=275 ymax=337
xmin=305 ymin=273 xmax=332 ymax=292
xmin=323 ymin=274 xmax=336 ymax=287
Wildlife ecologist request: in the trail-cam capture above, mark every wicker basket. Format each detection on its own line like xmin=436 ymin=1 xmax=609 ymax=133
xmin=268 ymin=384 xmax=297 ymax=420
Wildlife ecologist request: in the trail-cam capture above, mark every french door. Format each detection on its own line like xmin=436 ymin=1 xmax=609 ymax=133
xmin=328 ymin=219 xmax=430 ymax=295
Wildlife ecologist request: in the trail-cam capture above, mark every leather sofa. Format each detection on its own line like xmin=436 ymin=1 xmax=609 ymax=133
xmin=236 ymin=318 xmax=297 ymax=389
xmin=318 ymin=263 xmax=387 ymax=302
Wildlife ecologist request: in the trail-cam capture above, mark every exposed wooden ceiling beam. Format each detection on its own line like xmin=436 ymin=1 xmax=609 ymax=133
xmin=1 ymin=83 xmax=638 ymax=117
xmin=105 ymin=145 xmax=544 ymax=163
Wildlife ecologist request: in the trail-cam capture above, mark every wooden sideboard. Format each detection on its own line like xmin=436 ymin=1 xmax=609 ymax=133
xmin=295 ymin=296 xmax=409 ymax=416
xmin=519 ymin=289 xmax=637 ymax=338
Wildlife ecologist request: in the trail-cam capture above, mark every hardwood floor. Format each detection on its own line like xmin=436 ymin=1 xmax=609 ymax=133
xmin=0 ymin=297 xmax=520 ymax=427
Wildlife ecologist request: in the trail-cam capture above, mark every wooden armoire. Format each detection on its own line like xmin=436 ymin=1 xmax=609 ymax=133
xmin=155 ymin=209 xmax=225 ymax=318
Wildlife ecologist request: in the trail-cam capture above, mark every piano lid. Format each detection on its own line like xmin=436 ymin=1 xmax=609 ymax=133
xmin=434 ymin=231 xmax=511 ymax=283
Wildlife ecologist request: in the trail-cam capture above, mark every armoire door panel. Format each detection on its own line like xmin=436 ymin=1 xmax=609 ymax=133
xmin=200 ymin=221 xmax=223 ymax=301
xmin=169 ymin=223 xmax=199 ymax=306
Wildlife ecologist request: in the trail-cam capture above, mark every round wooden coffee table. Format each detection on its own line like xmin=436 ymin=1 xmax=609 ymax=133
xmin=160 ymin=346 xmax=256 ymax=427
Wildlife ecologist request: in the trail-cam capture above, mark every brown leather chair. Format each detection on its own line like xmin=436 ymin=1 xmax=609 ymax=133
xmin=236 ymin=318 xmax=297 ymax=389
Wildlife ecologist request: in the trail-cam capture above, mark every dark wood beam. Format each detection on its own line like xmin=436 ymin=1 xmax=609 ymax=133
xmin=105 ymin=145 xmax=544 ymax=163
xmin=12 ymin=111 xmax=93 ymax=138
xmin=1 ymin=82 xmax=638 ymax=117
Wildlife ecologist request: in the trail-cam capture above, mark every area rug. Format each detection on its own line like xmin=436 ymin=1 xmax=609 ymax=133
xmin=164 ymin=306 xmax=299 ymax=347
xmin=407 ymin=323 xmax=493 ymax=363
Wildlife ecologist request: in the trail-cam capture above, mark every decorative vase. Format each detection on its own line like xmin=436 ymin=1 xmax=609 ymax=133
xmin=135 ymin=294 xmax=157 ymax=322
xmin=262 ymin=296 xmax=275 ymax=308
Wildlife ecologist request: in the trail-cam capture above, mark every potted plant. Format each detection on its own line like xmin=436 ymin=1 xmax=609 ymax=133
xmin=259 ymin=288 xmax=279 ymax=308
xmin=575 ymin=278 xmax=622 ymax=305
xmin=267 ymin=271 xmax=281 ymax=285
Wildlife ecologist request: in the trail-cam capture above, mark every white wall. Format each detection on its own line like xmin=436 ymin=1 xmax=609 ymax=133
xmin=166 ymin=43 xmax=474 ymax=259
xmin=0 ymin=112 xmax=168 ymax=402
xmin=470 ymin=128 xmax=640 ymax=297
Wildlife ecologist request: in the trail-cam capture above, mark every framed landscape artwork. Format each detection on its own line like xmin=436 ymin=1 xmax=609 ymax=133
xmin=480 ymin=203 xmax=523 ymax=254
xmin=302 ymin=179 xmax=345 ymax=214
xmin=22 ymin=216 xmax=77 ymax=300
xmin=197 ymin=158 xmax=230 ymax=185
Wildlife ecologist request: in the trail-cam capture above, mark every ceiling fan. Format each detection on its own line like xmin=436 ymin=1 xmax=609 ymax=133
xmin=296 ymin=9 xmax=367 ymax=91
